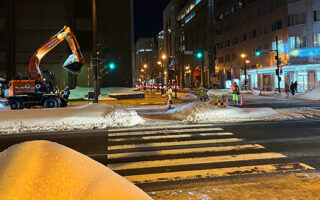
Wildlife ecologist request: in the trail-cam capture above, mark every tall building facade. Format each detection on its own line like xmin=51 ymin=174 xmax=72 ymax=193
xmin=215 ymin=0 xmax=288 ymax=90
xmin=216 ymin=0 xmax=320 ymax=91
xmin=0 ymin=0 xmax=134 ymax=88
xmin=135 ymin=37 xmax=158 ymax=84
xmin=163 ymin=0 xmax=215 ymax=88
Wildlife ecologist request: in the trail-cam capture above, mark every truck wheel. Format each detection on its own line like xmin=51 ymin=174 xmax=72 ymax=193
xmin=44 ymin=97 xmax=60 ymax=108
xmin=9 ymin=99 xmax=23 ymax=110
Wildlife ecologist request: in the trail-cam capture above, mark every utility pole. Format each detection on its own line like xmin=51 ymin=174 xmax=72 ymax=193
xmin=174 ymin=55 xmax=177 ymax=99
xmin=92 ymin=0 xmax=99 ymax=103
xmin=276 ymin=36 xmax=281 ymax=93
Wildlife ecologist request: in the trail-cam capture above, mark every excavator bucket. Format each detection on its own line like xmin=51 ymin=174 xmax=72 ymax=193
xmin=63 ymin=54 xmax=83 ymax=74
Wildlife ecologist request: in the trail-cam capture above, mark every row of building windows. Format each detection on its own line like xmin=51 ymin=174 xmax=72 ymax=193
xmin=218 ymin=33 xmax=320 ymax=65
xmin=216 ymin=19 xmax=282 ymax=50
xmin=216 ymin=0 xmax=284 ymax=34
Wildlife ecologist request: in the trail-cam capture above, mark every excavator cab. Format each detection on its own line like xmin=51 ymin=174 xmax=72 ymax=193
xmin=63 ymin=54 xmax=83 ymax=74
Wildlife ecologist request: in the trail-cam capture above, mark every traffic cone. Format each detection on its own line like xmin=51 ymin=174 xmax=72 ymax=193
xmin=239 ymin=95 xmax=244 ymax=106
xmin=167 ymin=97 xmax=172 ymax=109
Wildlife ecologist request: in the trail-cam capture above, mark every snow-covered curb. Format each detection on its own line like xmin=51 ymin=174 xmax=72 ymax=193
xmin=0 ymin=104 xmax=144 ymax=134
xmin=166 ymin=102 xmax=320 ymax=123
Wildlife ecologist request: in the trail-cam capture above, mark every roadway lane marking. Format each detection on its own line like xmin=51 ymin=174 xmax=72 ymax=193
xmin=109 ymin=128 xmax=224 ymax=137
xmin=109 ymin=138 xmax=243 ymax=151
xmin=109 ymin=152 xmax=286 ymax=171
xmin=108 ymin=124 xmax=217 ymax=132
xmin=109 ymin=132 xmax=234 ymax=142
xmin=124 ymin=163 xmax=314 ymax=184
xmin=107 ymin=144 xmax=265 ymax=159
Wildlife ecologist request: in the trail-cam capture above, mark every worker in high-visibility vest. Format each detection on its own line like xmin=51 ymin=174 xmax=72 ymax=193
xmin=232 ymin=82 xmax=240 ymax=105
xmin=167 ymin=85 xmax=173 ymax=109
xmin=198 ymin=83 xmax=207 ymax=101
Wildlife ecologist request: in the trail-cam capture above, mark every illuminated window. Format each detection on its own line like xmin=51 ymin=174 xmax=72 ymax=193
xmin=289 ymin=36 xmax=306 ymax=49
xmin=315 ymin=33 xmax=320 ymax=46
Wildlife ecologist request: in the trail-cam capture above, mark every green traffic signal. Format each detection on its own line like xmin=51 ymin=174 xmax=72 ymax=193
xmin=255 ymin=48 xmax=261 ymax=56
xmin=196 ymin=52 xmax=203 ymax=59
xmin=109 ymin=62 xmax=115 ymax=70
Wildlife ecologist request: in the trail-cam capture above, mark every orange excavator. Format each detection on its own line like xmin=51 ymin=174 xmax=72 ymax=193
xmin=8 ymin=26 xmax=85 ymax=109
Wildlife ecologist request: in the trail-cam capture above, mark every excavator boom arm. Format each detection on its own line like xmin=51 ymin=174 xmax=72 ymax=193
xmin=28 ymin=26 xmax=84 ymax=82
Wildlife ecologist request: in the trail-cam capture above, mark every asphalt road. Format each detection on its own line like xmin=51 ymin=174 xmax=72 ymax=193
xmin=0 ymin=119 xmax=319 ymax=191
xmin=239 ymin=94 xmax=320 ymax=109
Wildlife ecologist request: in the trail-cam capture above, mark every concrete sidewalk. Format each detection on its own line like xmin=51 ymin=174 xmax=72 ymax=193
xmin=148 ymin=173 xmax=320 ymax=200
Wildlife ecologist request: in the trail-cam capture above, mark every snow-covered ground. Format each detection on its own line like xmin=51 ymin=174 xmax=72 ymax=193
xmin=177 ymin=93 xmax=198 ymax=101
xmin=291 ymin=87 xmax=320 ymax=101
xmin=0 ymin=141 xmax=152 ymax=199
xmin=252 ymin=87 xmax=320 ymax=100
xmin=69 ymin=87 xmax=140 ymax=100
xmin=166 ymin=102 xmax=320 ymax=123
xmin=0 ymin=103 xmax=144 ymax=134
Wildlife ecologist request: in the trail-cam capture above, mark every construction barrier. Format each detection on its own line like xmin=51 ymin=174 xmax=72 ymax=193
xmin=207 ymin=90 xmax=228 ymax=108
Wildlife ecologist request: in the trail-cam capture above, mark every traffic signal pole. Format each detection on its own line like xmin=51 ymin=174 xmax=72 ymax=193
xmin=276 ymin=36 xmax=281 ymax=93
xmin=92 ymin=0 xmax=99 ymax=103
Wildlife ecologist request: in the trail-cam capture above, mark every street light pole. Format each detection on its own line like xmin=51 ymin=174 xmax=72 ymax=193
xmin=276 ymin=36 xmax=281 ymax=93
xmin=92 ymin=0 xmax=98 ymax=103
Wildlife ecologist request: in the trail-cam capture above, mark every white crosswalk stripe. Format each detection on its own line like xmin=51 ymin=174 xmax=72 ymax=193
xmin=106 ymin=125 xmax=315 ymax=185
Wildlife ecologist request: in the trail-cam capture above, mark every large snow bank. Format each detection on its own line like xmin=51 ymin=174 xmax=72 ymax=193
xmin=0 ymin=103 xmax=144 ymax=134
xmin=0 ymin=141 xmax=152 ymax=200
xmin=167 ymin=102 xmax=283 ymax=123
xmin=69 ymin=87 xmax=139 ymax=100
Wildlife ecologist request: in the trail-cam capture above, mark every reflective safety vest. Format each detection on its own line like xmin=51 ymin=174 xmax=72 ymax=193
xmin=198 ymin=86 xmax=206 ymax=97
xmin=168 ymin=88 xmax=173 ymax=100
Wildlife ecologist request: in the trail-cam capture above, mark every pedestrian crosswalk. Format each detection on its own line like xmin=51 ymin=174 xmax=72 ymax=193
xmin=105 ymin=125 xmax=314 ymax=185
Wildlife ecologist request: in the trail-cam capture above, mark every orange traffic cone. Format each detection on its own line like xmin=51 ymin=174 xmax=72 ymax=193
xmin=239 ymin=95 xmax=244 ymax=106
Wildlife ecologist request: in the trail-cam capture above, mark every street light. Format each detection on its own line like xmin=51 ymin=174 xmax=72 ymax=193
xmin=160 ymin=54 xmax=167 ymax=94
xmin=241 ymin=53 xmax=249 ymax=90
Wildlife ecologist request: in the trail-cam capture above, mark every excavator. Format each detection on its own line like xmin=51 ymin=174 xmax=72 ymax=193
xmin=7 ymin=26 xmax=85 ymax=110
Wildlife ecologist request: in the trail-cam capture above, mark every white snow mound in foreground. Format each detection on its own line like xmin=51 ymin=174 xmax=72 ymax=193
xmin=0 ymin=141 xmax=152 ymax=200
xmin=167 ymin=102 xmax=281 ymax=123
xmin=0 ymin=103 xmax=144 ymax=134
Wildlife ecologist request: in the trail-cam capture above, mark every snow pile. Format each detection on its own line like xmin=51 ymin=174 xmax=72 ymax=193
xmin=291 ymin=87 xmax=320 ymax=100
xmin=207 ymin=89 xmax=228 ymax=97
xmin=0 ymin=103 xmax=144 ymax=134
xmin=69 ymin=87 xmax=140 ymax=100
xmin=167 ymin=102 xmax=282 ymax=123
xmin=0 ymin=141 xmax=152 ymax=199
xmin=177 ymin=93 xmax=198 ymax=101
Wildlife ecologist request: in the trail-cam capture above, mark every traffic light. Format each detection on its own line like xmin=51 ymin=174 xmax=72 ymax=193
xmin=255 ymin=47 xmax=261 ymax=56
xmin=108 ymin=62 xmax=116 ymax=70
xmin=196 ymin=51 xmax=203 ymax=59
xmin=102 ymin=61 xmax=116 ymax=70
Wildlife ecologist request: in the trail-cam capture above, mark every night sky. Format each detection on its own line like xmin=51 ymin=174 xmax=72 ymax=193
xmin=134 ymin=0 xmax=171 ymax=41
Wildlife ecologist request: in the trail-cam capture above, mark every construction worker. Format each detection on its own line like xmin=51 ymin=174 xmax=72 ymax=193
xmin=232 ymin=82 xmax=240 ymax=106
xmin=61 ymin=86 xmax=70 ymax=101
xmin=167 ymin=85 xmax=173 ymax=109
xmin=198 ymin=83 xmax=207 ymax=101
